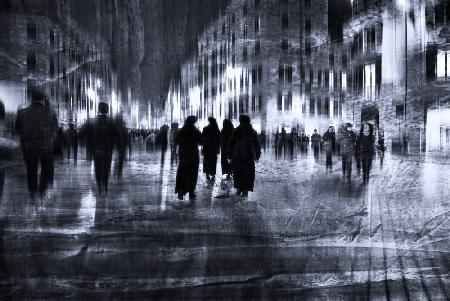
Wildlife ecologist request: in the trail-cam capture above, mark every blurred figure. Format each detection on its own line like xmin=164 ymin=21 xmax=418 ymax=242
xmin=339 ymin=123 xmax=356 ymax=182
xmin=322 ymin=126 xmax=336 ymax=172
xmin=359 ymin=123 xmax=375 ymax=184
xmin=228 ymin=115 xmax=261 ymax=197
xmin=175 ymin=116 xmax=202 ymax=200
xmin=220 ymin=119 xmax=234 ymax=179
xmin=169 ymin=123 xmax=179 ymax=159
xmin=15 ymin=89 xmax=58 ymax=198
xmin=311 ymin=129 xmax=321 ymax=162
xmin=90 ymin=102 xmax=117 ymax=195
xmin=65 ymin=123 xmax=78 ymax=165
xmin=115 ymin=115 xmax=128 ymax=177
xmin=202 ymin=117 xmax=220 ymax=183
xmin=378 ymin=129 xmax=385 ymax=168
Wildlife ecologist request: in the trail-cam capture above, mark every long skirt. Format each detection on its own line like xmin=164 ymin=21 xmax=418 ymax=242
xmin=175 ymin=158 xmax=199 ymax=194
xmin=232 ymin=159 xmax=255 ymax=191
xmin=203 ymin=153 xmax=218 ymax=175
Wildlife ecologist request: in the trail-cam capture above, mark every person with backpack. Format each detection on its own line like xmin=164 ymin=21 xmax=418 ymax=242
xmin=228 ymin=115 xmax=261 ymax=197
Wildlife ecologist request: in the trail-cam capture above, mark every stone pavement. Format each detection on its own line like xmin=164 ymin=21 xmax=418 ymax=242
xmin=0 ymin=148 xmax=449 ymax=299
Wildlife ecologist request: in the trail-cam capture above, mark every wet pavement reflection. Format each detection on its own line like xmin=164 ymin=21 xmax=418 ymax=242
xmin=0 ymin=147 xmax=449 ymax=299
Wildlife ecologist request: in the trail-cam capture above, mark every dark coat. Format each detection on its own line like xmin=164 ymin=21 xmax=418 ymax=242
xmin=175 ymin=124 xmax=202 ymax=194
xmin=359 ymin=133 xmax=375 ymax=160
xmin=202 ymin=124 xmax=220 ymax=175
xmin=339 ymin=129 xmax=356 ymax=154
xmin=228 ymin=124 xmax=261 ymax=191
xmin=220 ymin=125 xmax=234 ymax=175
xmin=91 ymin=115 xmax=117 ymax=157
xmin=322 ymin=131 xmax=336 ymax=152
xmin=311 ymin=133 xmax=321 ymax=148
xmin=15 ymin=102 xmax=58 ymax=155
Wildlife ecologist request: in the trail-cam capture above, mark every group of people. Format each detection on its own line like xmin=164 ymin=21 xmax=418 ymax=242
xmin=15 ymin=90 xmax=130 ymax=198
xmin=311 ymin=123 xmax=381 ymax=184
xmin=15 ymin=88 xmax=382 ymax=202
xmin=174 ymin=115 xmax=261 ymax=200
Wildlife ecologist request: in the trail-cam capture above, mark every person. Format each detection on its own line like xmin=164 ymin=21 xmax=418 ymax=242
xmin=65 ymin=123 xmax=78 ymax=164
xmin=311 ymin=129 xmax=321 ymax=161
xmin=202 ymin=117 xmax=220 ymax=183
xmin=220 ymin=119 xmax=234 ymax=179
xmin=54 ymin=126 xmax=65 ymax=159
xmin=228 ymin=115 xmax=261 ymax=197
xmin=359 ymin=123 xmax=375 ymax=184
xmin=339 ymin=123 xmax=356 ymax=182
xmin=15 ymin=89 xmax=58 ymax=198
xmin=90 ymin=102 xmax=117 ymax=195
xmin=169 ymin=122 xmax=179 ymax=159
xmin=322 ymin=126 xmax=336 ymax=172
xmin=114 ymin=114 xmax=128 ymax=177
xmin=175 ymin=116 xmax=202 ymax=200
xmin=378 ymin=129 xmax=385 ymax=168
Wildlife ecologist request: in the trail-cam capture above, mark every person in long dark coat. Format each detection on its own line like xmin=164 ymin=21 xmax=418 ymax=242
xmin=175 ymin=116 xmax=202 ymax=200
xmin=15 ymin=89 xmax=58 ymax=198
xmin=228 ymin=115 xmax=261 ymax=197
xmin=322 ymin=126 xmax=336 ymax=172
xmin=220 ymin=119 xmax=234 ymax=179
xmin=90 ymin=102 xmax=117 ymax=195
xmin=202 ymin=117 xmax=220 ymax=182
xmin=359 ymin=122 xmax=375 ymax=184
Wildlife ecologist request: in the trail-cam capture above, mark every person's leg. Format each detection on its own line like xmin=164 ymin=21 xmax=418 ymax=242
xmin=347 ymin=156 xmax=353 ymax=181
xmin=39 ymin=153 xmax=54 ymax=194
xmin=73 ymin=145 xmax=78 ymax=165
xmin=367 ymin=158 xmax=372 ymax=182
xmin=94 ymin=155 xmax=103 ymax=194
xmin=103 ymin=156 xmax=112 ymax=194
xmin=342 ymin=155 xmax=347 ymax=178
xmin=25 ymin=153 xmax=39 ymax=194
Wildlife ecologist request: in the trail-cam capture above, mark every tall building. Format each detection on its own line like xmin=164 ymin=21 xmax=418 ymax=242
xmin=169 ymin=0 xmax=450 ymax=152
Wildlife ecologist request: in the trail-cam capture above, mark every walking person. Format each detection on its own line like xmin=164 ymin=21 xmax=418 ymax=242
xmin=311 ymin=129 xmax=321 ymax=162
xmin=202 ymin=117 xmax=220 ymax=183
xmin=359 ymin=123 xmax=375 ymax=184
xmin=228 ymin=115 xmax=261 ymax=197
xmin=322 ymin=126 xmax=336 ymax=172
xmin=90 ymin=102 xmax=117 ymax=196
xmin=66 ymin=123 xmax=78 ymax=165
xmin=339 ymin=123 xmax=356 ymax=183
xmin=220 ymin=119 xmax=234 ymax=179
xmin=15 ymin=89 xmax=58 ymax=198
xmin=175 ymin=116 xmax=202 ymax=200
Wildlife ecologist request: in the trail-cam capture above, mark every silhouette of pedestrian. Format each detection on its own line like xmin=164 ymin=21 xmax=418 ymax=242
xmin=359 ymin=123 xmax=375 ymax=184
xmin=311 ymin=129 xmax=321 ymax=162
xmin=90 ymin=102 xmax=117 ymax=195
xmin=220 ymin=119 xmax=234 ymax=179
xmin=339 ymin=123 xmax=356 ymax=183
xmin=15 ymin=89 xmax=58 ymax=198
xmin=228 ymin=115 xmax=261 ymax=197
xmin=175 ymin=116 xmax=202 ymax=200
xmin=322 ymin=126 xmax=336 ymax=172
xmin=66 ymin=123 xmax=78 ymax=164
xmin=202 ymin=117 xmax=220 ymax=183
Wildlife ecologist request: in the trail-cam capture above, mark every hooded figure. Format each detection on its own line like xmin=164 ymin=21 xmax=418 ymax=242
xmin=15 ymin=89 xmax=58 ymax=197
xmin=175 ymin=116 xmax=202 ymax=200
xmin=220 ymin=119 xmax=234 ymax=178
xmin=228 ymin=115 xmax=261 ymax=197
xmin=202 ymin=117 xmax=220 ymax=182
